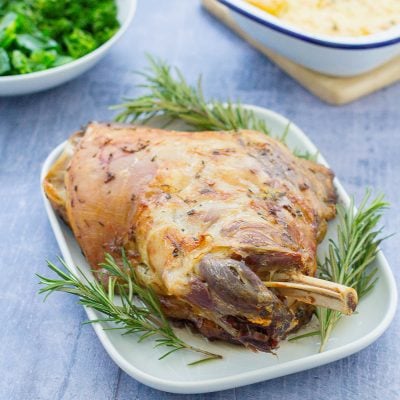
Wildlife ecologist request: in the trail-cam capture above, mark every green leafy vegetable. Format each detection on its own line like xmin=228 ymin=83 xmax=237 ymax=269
xmin=0 ymin=0 xmax=120 ymax=76
xmin=0 ymin=12 xmax=18 ymax=48
xmin=53 ymin=54 xmax=75 ymax=68
xmin=16 ymin=32 xmax=58 ymax=52
xmin=30 ymin=49 xmax=57 ymax=70
xmin=11 ymin=50 xmax=31 ymax=74
xmin=0 ymin=48 xmax=11 ymax=74
xmin=64 ymin=28 xmax=97 ymax=58
xmin=37 ymin=251 xmax=222 ymax=365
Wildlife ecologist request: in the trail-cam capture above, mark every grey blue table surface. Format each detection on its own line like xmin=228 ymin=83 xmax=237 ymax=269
xmin=0 ymin=1 xmax=399 ymax=399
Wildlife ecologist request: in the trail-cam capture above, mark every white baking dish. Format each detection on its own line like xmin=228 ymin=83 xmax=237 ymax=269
xmin=218 ymin=0 xmax=400 ymax=77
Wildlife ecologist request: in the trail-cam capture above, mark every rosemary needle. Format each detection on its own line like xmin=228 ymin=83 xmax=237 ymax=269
xmin=37 ymin=251 xmax=222 ymax=365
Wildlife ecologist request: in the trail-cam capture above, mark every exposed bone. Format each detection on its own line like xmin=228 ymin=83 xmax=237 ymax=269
xmin=264 ymin=272 xmax=358 ymax=315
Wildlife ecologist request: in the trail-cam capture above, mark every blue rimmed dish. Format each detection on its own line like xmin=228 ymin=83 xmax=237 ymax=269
xmin=218 ymin=0 xmax=400 ymax=76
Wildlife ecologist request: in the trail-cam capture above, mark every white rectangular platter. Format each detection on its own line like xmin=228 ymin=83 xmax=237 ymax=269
xmin=40 ymin=105 xmax=397 ymax=394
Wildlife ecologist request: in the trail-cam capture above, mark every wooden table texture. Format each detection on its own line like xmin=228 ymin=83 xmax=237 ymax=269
xmin=0 ymin=1 xmax=399 ymax=399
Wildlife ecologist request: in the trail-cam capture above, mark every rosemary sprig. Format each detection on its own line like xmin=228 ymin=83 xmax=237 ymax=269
xmin=317 ymin=191 xmax=389 ymax=351
xmin=290 ymin=191 xmax=389 ymax=351
xmin=111 ymin=56 xmax=271 ymax=134
xmin=37 ymin=251 xmax=222 ymax=365
xmin=111 ymin=57 xmax=319 ymax=160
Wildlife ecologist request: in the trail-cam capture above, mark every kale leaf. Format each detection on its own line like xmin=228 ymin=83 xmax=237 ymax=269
xmin=0 ymin=0 xmax=120 ymax=76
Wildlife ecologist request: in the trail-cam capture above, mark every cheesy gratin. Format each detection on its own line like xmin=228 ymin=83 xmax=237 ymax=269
xmin=247 ymin=0 xmax=400 ymax=37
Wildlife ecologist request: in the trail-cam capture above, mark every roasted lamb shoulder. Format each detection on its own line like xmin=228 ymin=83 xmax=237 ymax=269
xmin=43 ymin=123 xmax=357 ymax=352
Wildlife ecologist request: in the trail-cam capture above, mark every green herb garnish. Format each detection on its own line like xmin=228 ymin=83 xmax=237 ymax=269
xmin=112 ymin=57 xmax=319 ymax=160
xmin=112 ymin=56 xmax=271 ymax=134
xmin=0 ymin=0 xmax=120 ymax=75
xmin=37 ymin=251 xmax=222 ymax=365
xmin=290 ymin=191 xmax=389 ymax=351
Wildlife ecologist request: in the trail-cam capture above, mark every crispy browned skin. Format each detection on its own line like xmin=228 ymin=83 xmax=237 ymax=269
xmin=44 ymin=123 xmax=337 ymax=351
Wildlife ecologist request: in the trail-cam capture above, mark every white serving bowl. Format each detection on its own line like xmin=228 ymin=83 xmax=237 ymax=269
xmin=219 ymin=0 xmax=400 ymax=77
xmin=0 ymin=0 xmax=136 ymax=96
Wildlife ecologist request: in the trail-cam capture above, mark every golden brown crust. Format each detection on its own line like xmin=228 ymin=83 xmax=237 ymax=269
xmin=44 ymin=123 xmax=337 ymax=288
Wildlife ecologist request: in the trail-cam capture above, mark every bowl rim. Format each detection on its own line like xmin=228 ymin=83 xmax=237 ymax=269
xmin=218 ymin=0 xmax=400 ymax=49
xmin=0 ymin=0 xmax=137 ymax=82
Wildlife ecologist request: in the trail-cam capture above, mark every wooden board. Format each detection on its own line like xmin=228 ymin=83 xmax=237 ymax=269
xmin=202 ymin=0 xmax=400 ymax=105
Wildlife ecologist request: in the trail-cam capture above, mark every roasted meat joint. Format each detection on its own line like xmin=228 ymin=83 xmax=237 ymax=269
xmin=44 ymin=123 xmax=358 ymax=352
